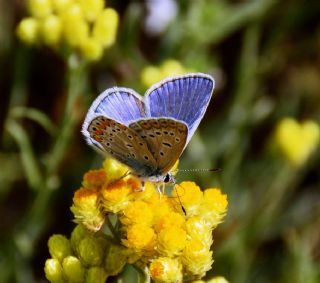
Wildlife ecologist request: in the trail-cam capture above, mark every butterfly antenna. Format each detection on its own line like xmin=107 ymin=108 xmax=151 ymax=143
xmin=175 ymin=168 xmax=222 ymax=173
xmin=173 ymin=182 xmax=186 ymax=215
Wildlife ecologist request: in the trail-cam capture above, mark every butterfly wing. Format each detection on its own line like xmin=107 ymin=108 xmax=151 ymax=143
xmin=84 ymin=87 xmax=146 ymax=127
xmin=129 ymin=118 xmax=188 ymax=174
xmin=86 ymin=116 xmax=158 ymax=176
xmin=144 ymin=73 xmax=214 ymax=145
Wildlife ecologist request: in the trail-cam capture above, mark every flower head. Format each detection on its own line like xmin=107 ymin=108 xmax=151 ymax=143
xmin=46 ymin=158 xmax=228 ymax=282
xmin=274 ymin=118 xmax=320 ymax=167
xmin=17 ymin=0 xmax=119 ymax=61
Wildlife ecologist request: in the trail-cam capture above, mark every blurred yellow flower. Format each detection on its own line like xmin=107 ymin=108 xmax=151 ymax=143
xmin=141 ymin=59 xmax=193 ymax=87
xmin=17 ymin=0 xmax=119 ymax=61
xmin=275 ymin=118 xmax=320 ymax=167
xmin=16 ymin=18 xmax=40 ymax=45
xmin=28 ymin=0 xmax=52 ymax=18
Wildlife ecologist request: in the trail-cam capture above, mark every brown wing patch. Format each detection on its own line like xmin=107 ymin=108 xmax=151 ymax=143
xmin=129 ymin=118 xmax=188 ymax=174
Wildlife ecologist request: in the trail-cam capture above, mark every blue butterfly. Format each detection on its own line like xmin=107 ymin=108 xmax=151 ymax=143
xmin=82 ymin=73 xmax=214 ymax=184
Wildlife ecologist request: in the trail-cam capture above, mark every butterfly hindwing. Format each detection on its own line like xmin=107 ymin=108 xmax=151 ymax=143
xmin=129 ymin=118 xmax=188 ymax=174
xmin=144 ymin=73 xmax=214 ymax=145
xmin=87 ymin=116 xmax=157 ymax=176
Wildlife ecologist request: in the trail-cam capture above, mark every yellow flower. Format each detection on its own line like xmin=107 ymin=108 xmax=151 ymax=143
xmin=275 ymin=118 xmax=320 ymax=167
xmin=93 ymin=8 xmax=119 ymax=47
xmin=79 ymin=0 xmax=104 ymax=22
xmin=123 ymin=224 xmax=156 ymax=251
xmin=28 ymin=0 xmax=52 ymax=18
xmin=141 ymin=60 xmax=192 ymax=87
xmin=121 ymin=200 xmax=154 ymax=226
xmin=62 ymin=7 xmax=89 ymax=47
xmin=172 ymin=181 xmax=203 ymax=216
xmin=80 ymin=37 xmax=103 ymax=61
xmin=149 ymin=257 xmax=183 ymax=283
xmin=182 ymin=239 xmax=213 ymax=277
xmin=71 ymin=188 xmax=105 ymax=232
xmin=52 ymin=0 xmax=74 ymax=14
xmin=82 ymin=169 xmax=107 ymax=190
xmin=100 ymin=180 xmax=132 ymax=213
xmin=102 ymin=158 xmax=129 ymax=183
xmin=40 ymin=15 xmax=62 ymax=46
xmin=16 ymin=18 xmax=40 ymax=45
xmin=154 ymin=212 xmax=185 ymax=233
xmin=186 ymin=216 xmax=213 ymax=247
xmin=199 ymin=188 xmax=228 ymax=228
xmin=157 ymin=226 xmax=187 ymax=256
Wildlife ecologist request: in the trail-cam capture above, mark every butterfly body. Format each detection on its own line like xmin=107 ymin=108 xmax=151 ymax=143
xmin=82 ymin=73 xmax=214 ymax=183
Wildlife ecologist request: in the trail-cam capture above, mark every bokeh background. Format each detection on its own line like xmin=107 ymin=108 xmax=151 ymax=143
xmin=1 ymin=0 xmax=320 ymax=282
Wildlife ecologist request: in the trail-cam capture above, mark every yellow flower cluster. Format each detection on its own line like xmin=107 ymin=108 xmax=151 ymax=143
xmin=274 ymin=117 xmax=320 ymax=167
xmin=141 ymin=59 xmax=194 ymax=87
xmin=66 ymin=158 xmax=228 ymax=282
xmin=16 ymin=0 xmax=119 ymax=61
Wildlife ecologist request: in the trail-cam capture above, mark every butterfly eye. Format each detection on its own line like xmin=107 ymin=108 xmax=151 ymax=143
xmin=164 ymin=174 xmax=170 ymax=183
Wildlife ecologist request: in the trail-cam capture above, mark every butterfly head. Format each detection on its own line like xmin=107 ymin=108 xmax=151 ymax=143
xmin=140 ymin=172 xmax=176 ymax=185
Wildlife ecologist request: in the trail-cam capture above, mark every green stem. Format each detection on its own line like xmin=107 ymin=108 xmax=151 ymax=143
xmin=5 ymin=119 xmax=43 ymax=191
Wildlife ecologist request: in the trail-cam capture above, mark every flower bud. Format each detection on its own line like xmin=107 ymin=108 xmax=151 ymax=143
xmin=78 ymin=236 xmax=105 ymax=266
xmin=48 ymin=234 xmax=72 ymax=262
xmin=85 ymin=267 xmax=108 ymax=283
xmin=16 ymin=18 xmax=39 ymax=45
xmin=62 ymin=256 xmax=85 ymax=283
xmin=44 ymin=258 xmax=64 ymax=283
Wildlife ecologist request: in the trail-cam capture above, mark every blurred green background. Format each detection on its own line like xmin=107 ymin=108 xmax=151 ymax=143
xmin=0 ymin=0 xmax=319 ymax=282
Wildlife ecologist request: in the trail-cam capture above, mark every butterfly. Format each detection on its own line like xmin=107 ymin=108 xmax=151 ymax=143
xmin=82 ymin=73 xmax=214 ymax=184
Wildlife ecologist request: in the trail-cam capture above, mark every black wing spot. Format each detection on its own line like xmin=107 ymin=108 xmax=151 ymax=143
xmin=126 ymin=144 xmax=133 ymax=148
xmin=112 ymin=129 xmax=116 ymax=133
xmin=175 ymin=138 xmax=180 ymax=142
xmin=131 ymin=153 xmax=136 ymax=158
xmin=116 ymin=128 xmax=121 ymax=132
xmin=141 ymin=135 xmax=146 ymax=139
xmin=109 ymin=138 xmax=113 ymax=141
xmin=155 ymin=131 xmax=161 ymax=135
xmin=128 ymin=135 xmax=133 ymax=139
xmin=149 ymin=134 xmax=155 ymax=138
xmin=162 ymin=142 xmax=172 ymax=147
xmin=170 ymin=132 xmax=174 ymax=136
xmin=139 ymin=142 xmax=144 ymax=146
xmin=106 ymin=142 xmax=110 ymax=146
xmin=92 ymin=127 xmax=97 ymax=131
xmin=144 ymin=156 xmax=149 ymax=160
xmin=164 ymin=131 xmax=168 ymax=135
xmin=109 ymin=133 xmax=114 ymax=137
xmin=160 ymin=151 xmax=164 ymax=156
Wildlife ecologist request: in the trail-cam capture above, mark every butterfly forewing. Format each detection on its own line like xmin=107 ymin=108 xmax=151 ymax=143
xmin=129 ymin=118 xmax=188 ymax=174
xmin=144 ymin=74 xmax=214 ymax=145
xmin=88 ymin=116 xmax=157 ymax=176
